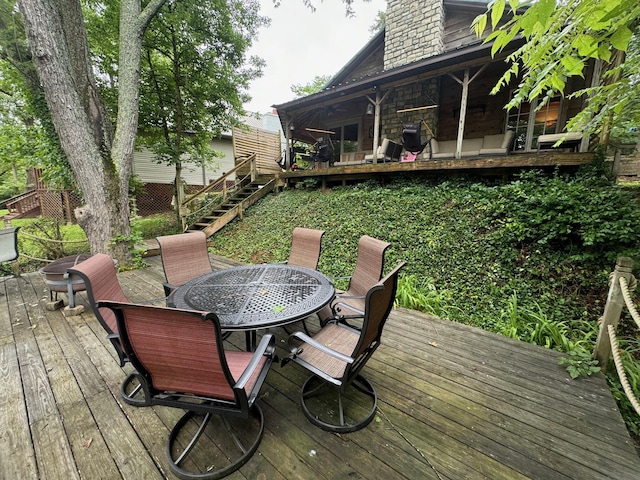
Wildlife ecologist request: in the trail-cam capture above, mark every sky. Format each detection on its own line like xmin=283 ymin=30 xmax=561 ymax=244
xmin=244 ymin=0 xmax=388 ymax=114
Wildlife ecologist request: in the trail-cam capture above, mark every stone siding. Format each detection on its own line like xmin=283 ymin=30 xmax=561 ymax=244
xmin=383 ymin=0 xmax=445 ymax=70
xmin=380 ymin=78 xmax=440 ymax=140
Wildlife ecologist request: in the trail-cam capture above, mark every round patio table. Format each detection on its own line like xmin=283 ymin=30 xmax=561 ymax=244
xmin=168 ymin=263 xmax=334 ymax=350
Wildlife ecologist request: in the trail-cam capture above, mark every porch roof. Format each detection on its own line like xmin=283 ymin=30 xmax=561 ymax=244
xmin=274 ymin=37 xmax=524 ymax=141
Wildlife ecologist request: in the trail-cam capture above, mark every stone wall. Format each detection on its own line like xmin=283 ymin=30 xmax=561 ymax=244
xmin=383 ymin=0 xmax=445 ymax=70
xmin=380 ymin=78 xmax=440 ymax=140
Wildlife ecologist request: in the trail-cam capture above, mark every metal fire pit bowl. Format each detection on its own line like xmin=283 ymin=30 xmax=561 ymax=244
xmin=40 ymin=254 xmax=91 ymax=308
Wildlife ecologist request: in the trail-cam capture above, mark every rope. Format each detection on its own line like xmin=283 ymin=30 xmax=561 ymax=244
xmin=618 ymin=276 xmax=640 ymax=330
xmin=607 ymin=324 xmax=640 ymax=416
xmin=21 ymin=253 xmax=57 ymax=263
xmin=19 ymin=230 xmax=89 ymax=245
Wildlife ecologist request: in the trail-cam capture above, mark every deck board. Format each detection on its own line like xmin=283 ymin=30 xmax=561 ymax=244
xmin=1 ymin=255 xmax=639 ymax=479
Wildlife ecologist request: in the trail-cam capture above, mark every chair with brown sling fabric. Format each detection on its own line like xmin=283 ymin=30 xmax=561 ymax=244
xmin=287 ymin=227 xmax=324 ymax=270
xmin=282 ymin=262 xmax=406 ymax=432
xmin=99 ymin=301 xmax=277 ymax=480
xmin=157 ymin=231 xmax=212 ymax=296
xmin=317 ymin=235 xmax=391 ymax=325
xmin=285 ymin=227 xmax=325 ymax=334
xmin=67 ymin=253 xmax=145 ymax=405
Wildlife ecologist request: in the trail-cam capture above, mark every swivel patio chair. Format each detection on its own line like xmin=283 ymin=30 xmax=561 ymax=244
xmin=99 ymin=301 xmax=277 ymax=480
xmin=287 ymin=227 xmax=324 ymax=270
xmin=157 ymin=231 xmax=212 ymax=296
xmin=282 ymin=262 xmax=406 ymax=432
xmin=284 ymin=227 xmax=325 ymax=334
xmin=67 ymin=253 xmax=145 ymax=405
xmin=317 ymin=235 xmax=391 ymax=325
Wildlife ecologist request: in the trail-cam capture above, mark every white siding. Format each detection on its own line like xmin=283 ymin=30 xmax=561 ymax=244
xmin=133 ymin=138 xmax=236 ymax=186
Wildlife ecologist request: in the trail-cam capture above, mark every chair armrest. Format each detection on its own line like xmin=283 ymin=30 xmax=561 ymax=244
xmin=285 ymin=331 xmax=355 ymax=365
xmin=234 ymin=334 xmax=276 ymax=391
xmin=163 ymin=282 xmax=177 ymax=297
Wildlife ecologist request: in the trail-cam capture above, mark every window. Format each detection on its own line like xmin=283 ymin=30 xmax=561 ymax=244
xmin=328 ymin=121 xmax=360 ymax=162
xmin=506 ymin=93 xmax=562 ymax=152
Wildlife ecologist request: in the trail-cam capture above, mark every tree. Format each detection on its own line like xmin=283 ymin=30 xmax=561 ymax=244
xmin=291 ymin=75 xmax=332 ymax=98
xmin=369 ymin=9 xmax=385 ymax=35
xmin=473 ymin=0 xmax=640 ymax=144
xmin=136 ymin=0 xmax=265 ymax=218
xmin=17 ymin=0 xmax=168 ymax=264
xmin=0 ymin=0 xmax=70 ymax=188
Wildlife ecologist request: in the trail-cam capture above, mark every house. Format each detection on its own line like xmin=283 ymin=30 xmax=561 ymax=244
xmin=131 ymin=111 xmax=283 ymax=216
xmin=274 ymin=0 xmax=596 ymax=167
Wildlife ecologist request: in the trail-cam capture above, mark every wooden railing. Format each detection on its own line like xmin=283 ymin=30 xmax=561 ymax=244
xmin=3 ymin=189 xmax=39 ymax=218
xmin=593 ymin=257 xmax=640 ymax=416
xmin=179 ymin=154 xmax=257 ymax=230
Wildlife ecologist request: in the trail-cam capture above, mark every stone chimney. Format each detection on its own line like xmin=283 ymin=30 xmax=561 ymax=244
xmin=383 ymin=0 xmax=445 ymax=70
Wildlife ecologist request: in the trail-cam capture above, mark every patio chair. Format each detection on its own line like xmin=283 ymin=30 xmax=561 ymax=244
xmin=401 ymin=123 xmax=430 ymax=156
xmin=67 ymin=253 xmax=145 ymax=406
xmin=287 ymin=227 xmax=324 ymax=271
xmin=0 ymin=226 xmax=20 ymax=282
xmin=157 ymin=231 xmax=212 ymax=296
xmin=99 ymin=301 xmax=277 ymax=480
xmin=282 ymin=262 xmax=406 ymax=432
xmin=284 ymin=227 xmax=325 ymax=334
xmin=317 ymin=235 xmax=391 ymax=325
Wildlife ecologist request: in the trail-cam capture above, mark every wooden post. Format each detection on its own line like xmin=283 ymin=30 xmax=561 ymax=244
xmin=593 ymin=257 xmax=634 ymax=370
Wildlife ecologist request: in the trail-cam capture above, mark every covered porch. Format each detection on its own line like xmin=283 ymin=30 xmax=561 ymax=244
xmin=2 ymin=254 xmax=638 ymax=479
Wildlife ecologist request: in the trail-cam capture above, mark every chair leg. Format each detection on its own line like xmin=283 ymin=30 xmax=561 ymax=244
xmin=120 ymin=371 xmax=147 ymax=407
xmin=167 ymin=405 xmax=264 ymax=480
xmin=300 ymin=374 xmax=378 ymax=433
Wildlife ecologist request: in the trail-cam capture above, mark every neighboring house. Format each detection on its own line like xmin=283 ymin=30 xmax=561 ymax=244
xmin=274 ymin=0 xmax=596 ymax=165
xmin=131 ymin=111 xmax=283 ymax=215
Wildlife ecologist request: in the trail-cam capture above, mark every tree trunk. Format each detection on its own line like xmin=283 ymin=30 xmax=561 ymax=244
xmin=18 ymin=0 xmax=167 ymax=265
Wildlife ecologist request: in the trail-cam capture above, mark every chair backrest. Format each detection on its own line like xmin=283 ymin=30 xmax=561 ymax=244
xmin=402 ymin=123 xmax=428 ymax=154
xmin=347 ymin=235 xmax=390 ymax=298
xmin=352 ymin=262 xmax=406 ymax=361
xmin=287 ymin=227 xmax=325 ymax=270
xmin=103 ymin=302 xmax=238 ymax=401
xmin=157 ymin=231 xmax=211 ymax=288
xmin=67 ymin=253 xmax=129 ymax=364
xmin=0 ymin=226 xmax=20 ymax=263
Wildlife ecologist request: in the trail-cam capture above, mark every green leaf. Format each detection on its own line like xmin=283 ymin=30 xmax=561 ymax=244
xmin=491 ymin=0 xmax=506 ymax=29
xmin=560 ymin=55 xmax=585 ymax=77
xmin=573 ymin=34 xmax=598 ymax=58
xmin=472 ymin=13 xmax=488 ymax=37
xmin=610 ymin=26 xmax=632 ymax=52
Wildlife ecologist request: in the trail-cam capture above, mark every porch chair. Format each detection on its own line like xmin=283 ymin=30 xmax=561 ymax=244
xmin=67 ymin=253 xmax=145 ymax=405
xmin=282 ymin=262 xmax=406 ymax=432
xmin=401 ymin=123 xmax=430 ymax=157
xmin=99 ymin=301 xmax=277 ymax=480
xmin=157 ymin=231 xmax=212 ymax=296
xmin=0 ymin=226 xmax=20 ymax=281
xmin=317 ymin=235 xmax=391 ymax=325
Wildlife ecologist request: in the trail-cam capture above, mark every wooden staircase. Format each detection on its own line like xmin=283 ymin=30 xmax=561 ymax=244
xmin=185 ymin=178 xmax=276 ymax=236
xmin=181 ymin=153 xmax=277 ymax=237
xmin=3 ymin=189 xmax=40 ymax=221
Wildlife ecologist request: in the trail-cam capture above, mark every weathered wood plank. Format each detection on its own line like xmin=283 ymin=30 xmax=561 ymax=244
xmin=4 ymin=261 xmax=640 ymax=480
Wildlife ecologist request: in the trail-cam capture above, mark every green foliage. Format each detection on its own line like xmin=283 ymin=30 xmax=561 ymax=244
xmin=606 ymin=343 xmax=640 ymax=435
xmin=396 ymin=274 xmax=461 ymax=318
xmin=291 ymin=75 xmax=332 ymax=98
xmin=558 ymin=350 xmax=602 ymax=379
xmin=474 ymin=0 xmax=640 ymax=139
xmin=109 ymin=230 xmax=147 ymax=270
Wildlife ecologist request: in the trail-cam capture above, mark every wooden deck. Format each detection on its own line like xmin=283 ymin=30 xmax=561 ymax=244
xmin=276 ymin=151 xmax=595 ymax=188
xmin=2 ymin=254 xmax=639 ymax=480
